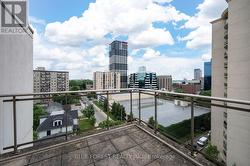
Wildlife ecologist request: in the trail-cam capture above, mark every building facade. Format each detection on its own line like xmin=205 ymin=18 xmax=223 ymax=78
xmin=33 ymin=67 xmax=69 ymax=93
xmin=93 ymin=71 xmax=120 ymax=90
xmin=37 ymin=110 xmax=78 ymax=139
xmin=129 ymin=67 xmax=157 ymax=89
xmin=157 ymin=75 xmax=172 ymax=91
xmin=194 ymin=69 xmax=202 ymax=81
xmin=211 ymin=0 xmax=250 ymax=165
xmin=0 ymin=26 xmax=34 ymax=153
xmin=173 ymin=80 xmax=201 ymax=94
xmin=204 ymin=61 xmax=212 ymax=90
xmin=109 ymin=41 xmax=128 ymax=88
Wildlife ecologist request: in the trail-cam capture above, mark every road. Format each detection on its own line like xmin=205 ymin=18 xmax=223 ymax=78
xmin=90 ymin=101 xmax=108 ymax=125
xmin=81 ymin=97 xmax=108 ymax=126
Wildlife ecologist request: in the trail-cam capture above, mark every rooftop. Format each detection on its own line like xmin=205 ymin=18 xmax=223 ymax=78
xmin=0 ymin=124 xmax=209 ymax=166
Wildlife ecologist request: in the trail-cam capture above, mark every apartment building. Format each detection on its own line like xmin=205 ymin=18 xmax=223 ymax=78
xmin=157 ymin=75 xmax=172 ymax=91
xmin=33 ymin=67 xmax=69 ymax=103
xmin=109 ymin=41 xmax=128 ymax=88
xmin=211 ymin=0 xmax=250 ymax=165
xmin=33 ymin=67 xmax=69 ymax=93
xmin=93 ymin=71 xmax=120 ymax=90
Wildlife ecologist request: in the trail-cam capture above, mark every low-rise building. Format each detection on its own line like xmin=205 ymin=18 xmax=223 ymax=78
xmin=37 ymin=110 xmax=78 ymax=139
xmin=173 ymin=80 xmax=201 ymax=94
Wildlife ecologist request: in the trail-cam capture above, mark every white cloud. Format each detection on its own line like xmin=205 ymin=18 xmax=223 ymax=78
xmin=32 ymin=0 xmax=208 ymax=80
xmin=143 ymin=48 xmax=161 ymax=59
xmin=129 ymin=27 xmax=174 ymax=49
xmin=201 ymin=52 xmax=211 ymax=61
xmin=44 ymin=0 xmax=189 ymax=47
xmin=129 ymin=49 xmax=204 ymax=80
xmin=33 ymin=27 xmax=109 ymax=79
xmin=180 ymin=0 xmax=227 ymax=49
xmin=153 ymin=0 xmax=173 ymax=4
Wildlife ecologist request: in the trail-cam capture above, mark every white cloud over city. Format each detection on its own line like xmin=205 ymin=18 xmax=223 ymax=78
xmin=32 ymin=0 xmax=228 ymax=80
xmin=179 ymin=0 xmax=227 ymax=49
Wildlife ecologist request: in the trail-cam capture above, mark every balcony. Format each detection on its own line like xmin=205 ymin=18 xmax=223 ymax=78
xmin=224 ymin=30 xmax=228 ymax=39
xmin=224 ymin=73 xmax=228 ymax=78
xmin=224 ymin=52 xmax=228 ymax=59
xmin=0 ymin=124 xmax=201 ymax=166
xmin=0 ymin=89 xmax=250 ymax=166
xmin=224 ymin=22 xmax=228 ymax=30
xmin=224 ymin=41 xmax=228 ymax=49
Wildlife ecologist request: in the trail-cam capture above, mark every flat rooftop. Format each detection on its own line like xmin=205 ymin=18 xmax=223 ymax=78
xmin=0 ymin=124 xmax=205 ymax=166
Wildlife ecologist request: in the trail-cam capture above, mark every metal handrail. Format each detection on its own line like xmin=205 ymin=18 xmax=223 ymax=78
xmin=0 ymin=88 xmax=249 ymax=164
xmin=1 ymin=88 xmax=250 ymax=106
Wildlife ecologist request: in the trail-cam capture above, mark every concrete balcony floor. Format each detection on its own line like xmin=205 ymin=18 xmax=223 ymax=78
xmin=1 ymin=124 xmax=206 ymax=166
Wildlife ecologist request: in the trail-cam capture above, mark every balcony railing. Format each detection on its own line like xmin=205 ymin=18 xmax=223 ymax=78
xmin=0 ymin=88 xmax=250 ymax=165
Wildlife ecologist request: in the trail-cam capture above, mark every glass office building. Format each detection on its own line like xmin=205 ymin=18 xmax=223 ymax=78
xmin=204 ymin=61 xmax=211 ymax=90
xmin=109 ymin=41 xmax=128 ymax=88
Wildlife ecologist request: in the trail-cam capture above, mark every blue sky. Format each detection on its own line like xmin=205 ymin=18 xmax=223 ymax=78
xmin=29 ymin=0 xmax=227 ymax=80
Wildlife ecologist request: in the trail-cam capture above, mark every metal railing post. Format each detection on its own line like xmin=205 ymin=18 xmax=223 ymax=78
xmin=139 ymin=90 xmax=141 ymax=125
xmin=106 ymin=91 xmax=109 ymax=130
xmin=130 ymin=90 xmax=133 ymax=123
xmin=154 ymin=92 xmax=158 ymax=134
xmin=13 ymin=96 xmax=18 ymax=154
xmin=65 ymin=94 xmax=68 ymax=141
xmin=191 ymin=97 xmax=195 ymax=156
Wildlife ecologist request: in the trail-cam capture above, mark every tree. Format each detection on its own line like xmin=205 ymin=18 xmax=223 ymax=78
xmin=200 ymin=90 xmax=211 ymax=96
xmin=87 ymin=92 xmax=97 ymax=99
xmin=148 ymin=116 xmax=156 ymax=127
xmin=204 ymin=143 xmax=219 ymax=160
xmin=89 ymin=116 xmax=96 ymax=125
xmin=103 ymin=99 xmax=108 ymax=112
xmin=82 ymin=104 xmax=95 ymax=118
xmin=69 ymin=79 xmax=93 ymax=90
xmin=175 ymin=88 xmax=184 ymax=93
xmin=111 ymin=102 xmax=126 ymax=121
xmin=52 ymin=94 xmax=80 ymax=105
xmin=70 ymin=86 xmax=80 ymax=91
xmin=98 ymin=120 xmax=122 ymax=129
xmin=33 ymin=105 xmax=48 ymax=130
xmin=127 ymin=113 xmax=134 ymax=122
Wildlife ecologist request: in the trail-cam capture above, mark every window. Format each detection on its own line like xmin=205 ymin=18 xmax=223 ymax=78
xmin=47 ymin=130 xmax=51 ymax=136
xmin=53 ymin=120 xmax=62 ymax=126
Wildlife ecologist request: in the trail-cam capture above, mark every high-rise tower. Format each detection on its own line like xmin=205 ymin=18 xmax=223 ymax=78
xmin=109 ymin=41 xmax=128 ymax=88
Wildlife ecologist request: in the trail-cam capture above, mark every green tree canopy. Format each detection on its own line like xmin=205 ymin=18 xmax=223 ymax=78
xmin=148 ymin=116 xmax=156 ymax=127
xmin=103 ymin=99 xmax=108 ymax=112
xmin=52 ymin=94 xmax=80 ymax=105
xmin=82 ymin=104 xmax=95 ymax=119
xmin=204 ymin=143 xmax=219 ymax=160
xmin=111 ymin=102 xmax=126 ymax=121
xmin=199 ymin=90 xmax=211 ymax=96
xmin=69 ymin=79 xmax=93 ymax=90
xmin=98 ymin=120 xmax=122 ymax=129
xmin=33 ymin=105 xmax=48 ymax=130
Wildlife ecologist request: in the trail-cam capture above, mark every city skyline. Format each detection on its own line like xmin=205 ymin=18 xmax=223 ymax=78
xmin=30 ymin=0 xmax=227 ymax=80
xmin=1 ymin=0 xmax=250 ymax=165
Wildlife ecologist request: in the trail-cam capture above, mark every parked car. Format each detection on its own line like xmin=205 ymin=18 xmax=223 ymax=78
xmin=197 ymin=136 xmax=208 ymax=146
